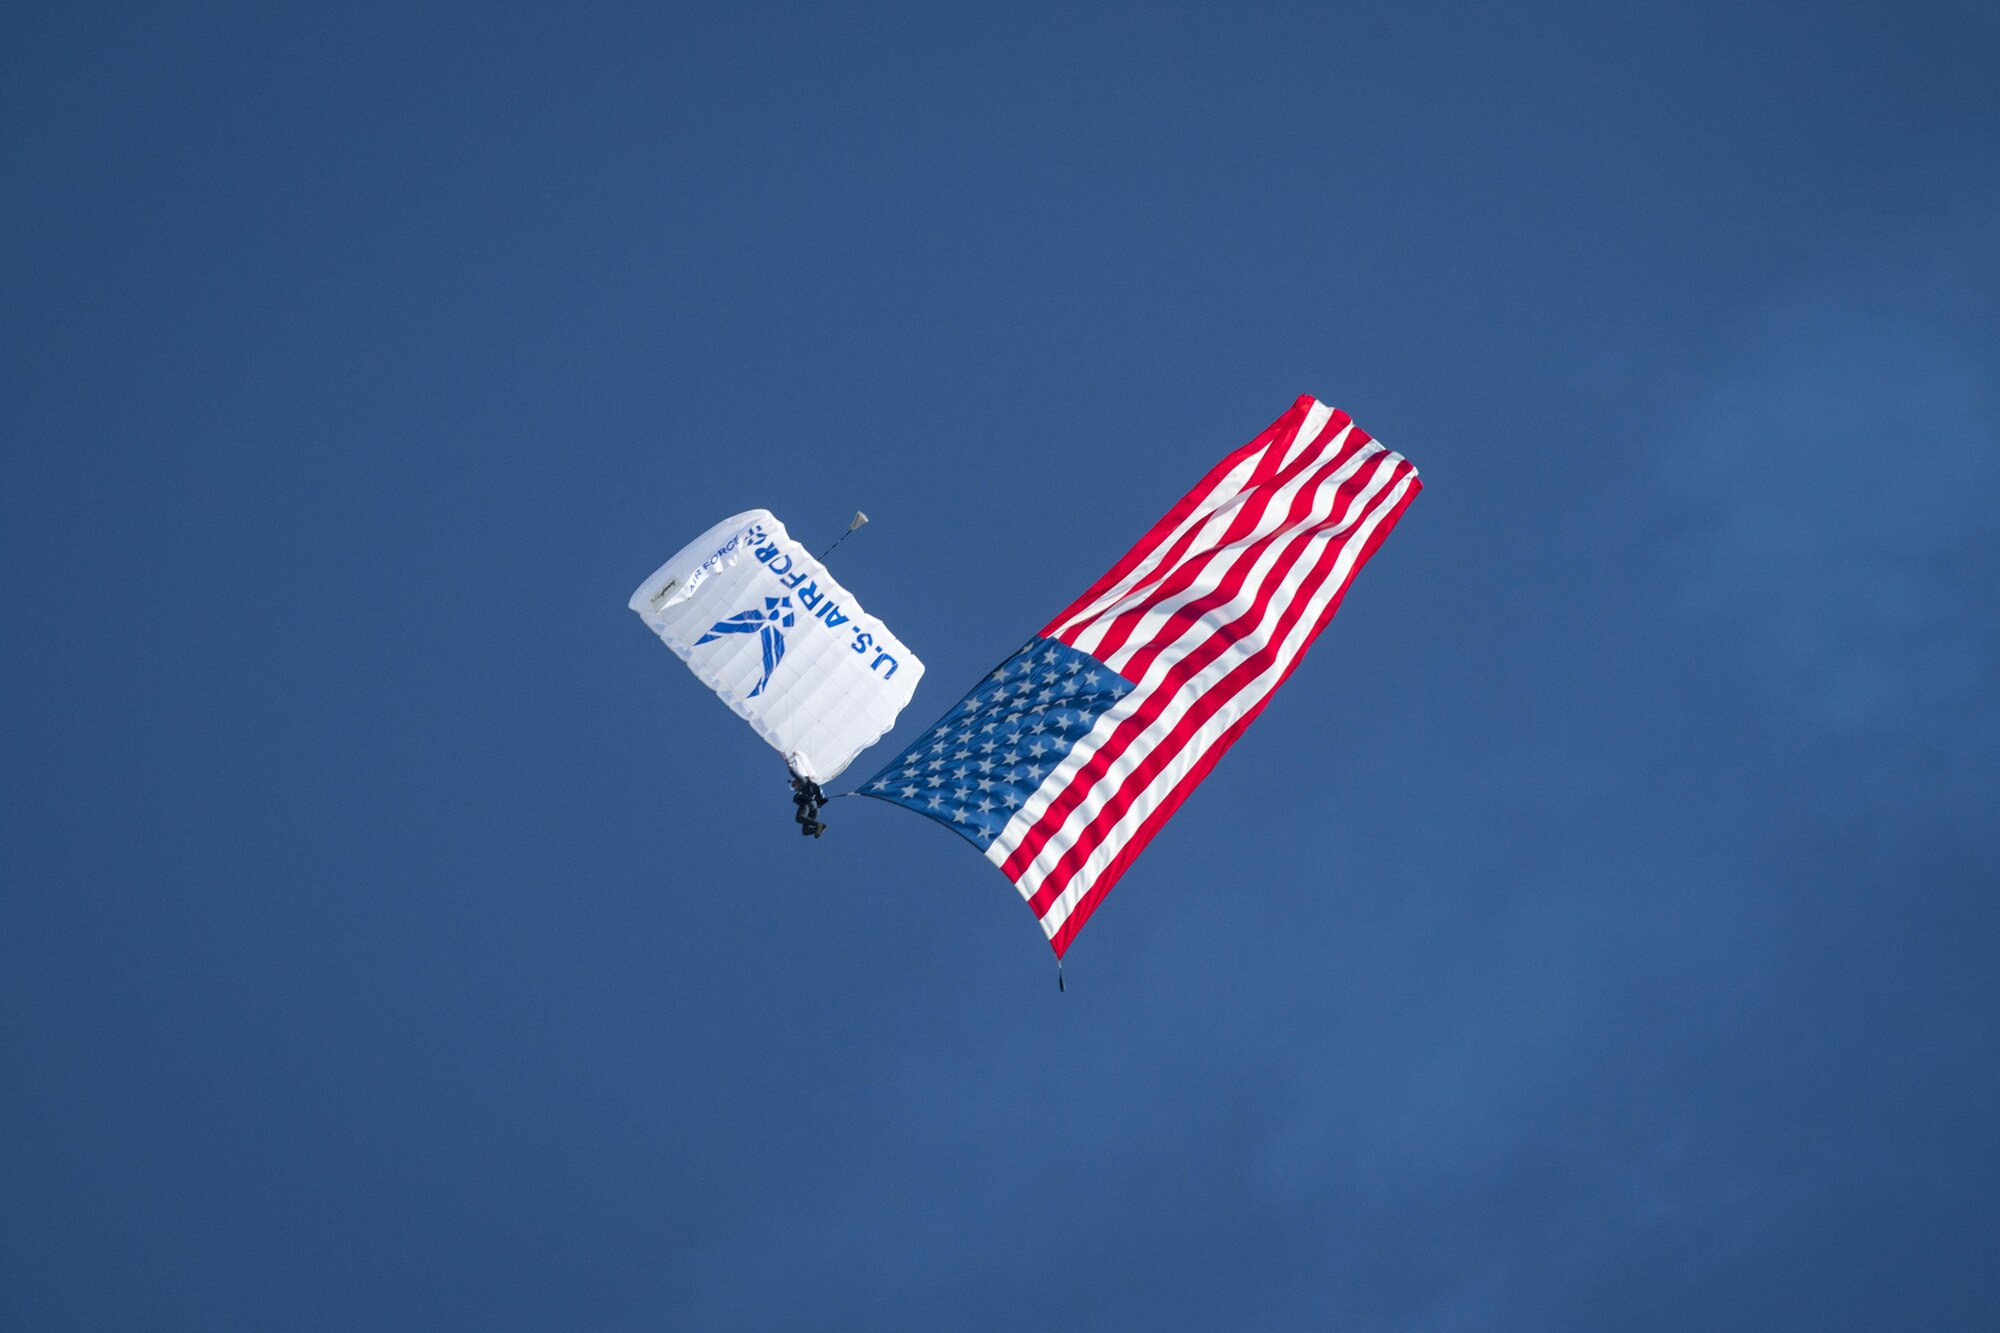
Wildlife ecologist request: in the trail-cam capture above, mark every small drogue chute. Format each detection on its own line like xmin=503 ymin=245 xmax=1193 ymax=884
xmin=628 ymin=510 xmax=923 ymax=834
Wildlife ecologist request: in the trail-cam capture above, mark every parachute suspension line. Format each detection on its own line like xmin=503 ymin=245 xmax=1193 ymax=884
xmin=815 ymin=511 xmax=869 ymax=562
xmin=789 ymin=769 xmax=828 ymax=838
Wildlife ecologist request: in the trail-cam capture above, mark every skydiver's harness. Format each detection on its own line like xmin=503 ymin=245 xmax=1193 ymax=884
xmin=788 ymin=769 xmax=828 ymax=838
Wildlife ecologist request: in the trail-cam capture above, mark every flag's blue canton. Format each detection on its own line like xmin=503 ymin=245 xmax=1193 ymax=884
xmin=859 ymin=636 xmax=1134 ymax=851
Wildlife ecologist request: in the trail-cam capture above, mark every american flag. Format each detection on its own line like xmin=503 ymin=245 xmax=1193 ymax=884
xmin=859 ymin=396 xmax=1420 ymax=957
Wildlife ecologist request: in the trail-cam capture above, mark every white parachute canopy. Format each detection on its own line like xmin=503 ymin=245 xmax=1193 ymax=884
xmin=628 ymin=510 xmax=924 ymax=782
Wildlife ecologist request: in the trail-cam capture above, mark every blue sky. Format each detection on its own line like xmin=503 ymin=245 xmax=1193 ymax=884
xmin=5 ymin=3 xmax=1997 ymax=1328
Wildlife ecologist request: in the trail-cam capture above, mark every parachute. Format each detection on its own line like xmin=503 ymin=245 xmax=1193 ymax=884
xmin=628 ymin=510 xmax=924 ymax=791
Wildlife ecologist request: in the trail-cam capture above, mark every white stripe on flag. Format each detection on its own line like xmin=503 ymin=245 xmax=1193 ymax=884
xmin=1005 ymin=448 xmax=1407 ymax=905
xmin=1031 ymin=467 xmax=1419 ymax=939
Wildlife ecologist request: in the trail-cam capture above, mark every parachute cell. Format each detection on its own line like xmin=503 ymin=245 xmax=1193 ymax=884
xmin=628 ymin=510 xmax=923 ymax=781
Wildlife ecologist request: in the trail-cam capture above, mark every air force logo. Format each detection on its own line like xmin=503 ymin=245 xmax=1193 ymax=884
xmin=696 ymin=596 xmax=795 ymax=698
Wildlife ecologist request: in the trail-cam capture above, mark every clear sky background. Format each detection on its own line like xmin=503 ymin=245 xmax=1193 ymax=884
xmin=5 ymin=4 xmax=1997 ymax=1329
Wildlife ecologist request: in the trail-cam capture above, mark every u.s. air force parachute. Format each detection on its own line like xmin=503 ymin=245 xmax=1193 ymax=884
xmin=628 ymin=510 xmax=923 ymax=834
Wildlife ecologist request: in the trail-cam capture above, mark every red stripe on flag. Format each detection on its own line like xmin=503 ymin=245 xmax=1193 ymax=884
xmin=1005 ymin=447 xmax=1403 ymax=899
xmin=1107 ymin=430 xmax=1376 ymax=685
xmin=1079 ymin=411 xmax=1360 ymax=666
xmin=1039 ymin=466 xmax=1421 ymax=955
xmin=1038 ymin=397 xmax=1322 ymax=641
xmin=1020 ymin=456 xmax=1416 ymax=925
